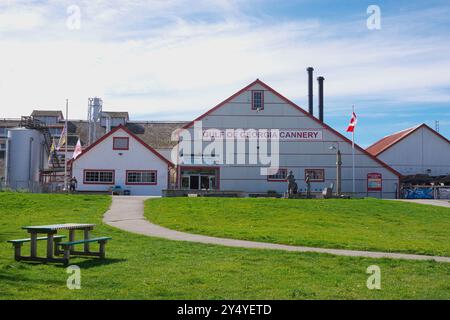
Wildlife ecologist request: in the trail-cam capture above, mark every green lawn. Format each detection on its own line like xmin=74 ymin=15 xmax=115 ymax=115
xmin=145 ymin=198 xmax=450 ymax=257
xmin=1 ymin=193 xmax=450 ymax=300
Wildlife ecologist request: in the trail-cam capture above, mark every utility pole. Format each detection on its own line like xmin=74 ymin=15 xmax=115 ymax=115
xmin=64 ymin=99 xmax=68 ymax=192
xmin=351 ymin=105 xmax=356 ymax=195
xmin=329 ymin=144 xmax=342 ymax=197
xmin=336 ymin=149 xmax=342 ymax=196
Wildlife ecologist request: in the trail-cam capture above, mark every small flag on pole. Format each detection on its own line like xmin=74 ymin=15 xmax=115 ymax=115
xmin=72 ymin=138 xmax=82 ymax=159
xmin=347 ymin=107 xmax=357 ymax=194
xmin=346 ymin=112 xmax=357 ymax=132
xmin=56 ymin=124 xmax=67 ymax=151
xmin=48 ymin=141 xmax=55 ymax=166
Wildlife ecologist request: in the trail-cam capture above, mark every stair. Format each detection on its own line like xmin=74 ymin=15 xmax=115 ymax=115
xmin=20 ymin=116 xmax=62 ymax=168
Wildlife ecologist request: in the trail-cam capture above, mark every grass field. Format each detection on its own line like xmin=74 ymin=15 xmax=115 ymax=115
xmin=145 ymin=197 xmax=450 ymax=256
xmin=1 ymin=193 xmax=450 ymax=299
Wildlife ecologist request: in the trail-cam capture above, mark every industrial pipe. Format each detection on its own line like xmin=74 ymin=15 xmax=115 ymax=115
xmin=317 ymin=76 xmax=325 ymax=122
xmin=307 ymin=67 xmax=314 ymax=115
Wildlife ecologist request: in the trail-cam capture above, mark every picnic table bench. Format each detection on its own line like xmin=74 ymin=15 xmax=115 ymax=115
xmin=6 ymin=223 xmax=112 ymax=266
xmin=8 ymin=235 xmax=66 ymax=261
xmin=58 ymin=237 xmax=112 ymax=262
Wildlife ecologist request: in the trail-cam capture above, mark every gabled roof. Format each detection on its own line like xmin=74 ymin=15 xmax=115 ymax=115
xmin=64 ymin=120 xmax=187 ymax=149
xmin=183 ymin=79 xmax=402 ymax=178
xmin=70 ymin=124 xmax=174 ymax=167
xmin=125 ymin=122 xmax=188 ymax=149
xmin=366 ymin=124 xmax=450 ymax=157
xmin=31 ymin=110 xmax=64 ymax=119
xmin=101 ymin=111 xmax=129 ymax=120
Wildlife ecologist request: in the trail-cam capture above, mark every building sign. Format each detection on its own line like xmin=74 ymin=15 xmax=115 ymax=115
xmin=367 ymin=173 xmax=382 ymax=191
xmin=278 ymin=130 xmax=323 ymax=141
xmin=202 ymin=129 xmax=323 ymax=141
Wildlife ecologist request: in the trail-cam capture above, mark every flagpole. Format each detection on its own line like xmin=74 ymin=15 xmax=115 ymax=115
xmin=352 ymin=105 xmax=356 ymax=195
xmin=64 ymin=99 xmax=68 ymax=192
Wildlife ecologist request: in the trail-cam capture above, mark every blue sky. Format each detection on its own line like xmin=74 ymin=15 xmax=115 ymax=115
xmin=0 ymin=0 xmax=449 ymax=147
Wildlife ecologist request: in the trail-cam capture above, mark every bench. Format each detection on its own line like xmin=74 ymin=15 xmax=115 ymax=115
xmin=7 ymin=235 xmax=66 ymax=261
xmin=57 ymin=237 xmax=112 ymax=265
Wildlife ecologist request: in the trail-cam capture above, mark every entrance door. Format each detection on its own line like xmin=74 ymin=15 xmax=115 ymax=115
xmin=200 ymin=176 xmax=210 ymax=189
xmin=181 ymin=177 xmax=190 ymax=189
xmin=209 ymin=176 xmax=216 ymax=190
xmin=190 ymin=176 xmax=199 ymax=190
xmin=180 ymin=168 xmax=219 ymax=190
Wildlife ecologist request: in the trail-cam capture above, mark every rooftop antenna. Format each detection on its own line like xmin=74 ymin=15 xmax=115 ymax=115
xmin=435 ymin=120 xmax=440 ymax=133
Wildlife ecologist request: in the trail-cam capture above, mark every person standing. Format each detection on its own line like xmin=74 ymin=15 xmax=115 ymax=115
xmin=305 ymin=174 xmax=311 ymax=199
xmin=69 ymin=176 xmax=78 ymax=192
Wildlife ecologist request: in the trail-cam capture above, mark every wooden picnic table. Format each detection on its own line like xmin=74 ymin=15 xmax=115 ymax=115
xmin=21 ymin=223 xmax=95 ymax=263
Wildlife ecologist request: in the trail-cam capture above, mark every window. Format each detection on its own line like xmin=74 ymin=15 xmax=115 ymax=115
xmin=0 ymin=128 xmax=8 ymax=137
xmin=268 ymin=168 xmax=288 ymax=181
xmin=126 ymin=170 xmax=157 ymax=185
xmin=305 ymin=169 xmax=325 ymax=182
xmin=84 ymin=170 xmax=115 ymax=184
xmin=35 ymin=116 xmax=58 ymax=125
xmin=49 ymin=128 xmax=62 ymax=137
xmin=113 ymin=137 xmax=129 ymax=150
xmin=0 ymin=143 xmax=5 ymax=150
xmin=251 ymin=90 xmax=264 ymax=110
xmin=181 ymin=177 xmax=190 ymax=189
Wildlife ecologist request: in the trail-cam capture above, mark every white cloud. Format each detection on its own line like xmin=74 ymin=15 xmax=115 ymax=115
xmin=0 ymin=1 xmax=449 ymax=121
xmin=0 ymin=5 xmax=47 ymax=31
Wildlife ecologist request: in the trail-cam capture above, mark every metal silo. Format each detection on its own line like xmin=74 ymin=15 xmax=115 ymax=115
xmin=5 ymin=128 xmax=46 ymax=191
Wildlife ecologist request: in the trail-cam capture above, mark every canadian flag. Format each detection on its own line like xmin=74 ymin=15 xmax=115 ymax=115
xmin=346 ymin=112 xmax=357 ymax=133
xmin=72 ymin=139 xmax=82 ymax=159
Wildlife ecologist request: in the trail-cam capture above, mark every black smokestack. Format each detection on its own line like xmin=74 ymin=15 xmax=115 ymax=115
xmin=317 ymin=76 xmax=325 ymax=122
xmin=307 ymin=67 xmax=314 ymax=115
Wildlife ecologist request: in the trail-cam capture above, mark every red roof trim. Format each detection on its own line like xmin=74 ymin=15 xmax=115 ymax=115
xmin=182 ymin=79 xmax=262 ymax=129
xmin=183 ymin=79 xmax=402 ymax=178
xmin=366 ymin=126 xmax=420 ymax=156
xmin=367 ymin=124 xmax=450 ymax=157
xmin=69 ymin=124 xmax=174 ymax=167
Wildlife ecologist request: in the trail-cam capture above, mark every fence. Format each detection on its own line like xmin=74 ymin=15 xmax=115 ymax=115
xmin=401 ymin=185 xmax=450 ymax=200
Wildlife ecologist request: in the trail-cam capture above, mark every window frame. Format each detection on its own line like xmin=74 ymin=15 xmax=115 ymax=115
xmin=267 ymin=168 xmax=288 ymax=182
xmin=304 ymin=169 xmax=325 ymax=182
xmin=49 ymin=127 xmax=62 ymax=137
xmin=251 ymin=90 xmax=264 ymax=110
xmin=125 ymin=170 xmax=157 ymax=185
xmin=83 ymin=169 xmax=115 ymax=185
xmin=0 ymin=128 xmax=8 ymax=137
xmin=113 ymin=137 xmax=130 ymax=150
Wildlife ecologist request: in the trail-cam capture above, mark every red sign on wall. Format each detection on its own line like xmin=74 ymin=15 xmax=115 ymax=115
xmin=367 ymin=173 xmax=382 ymax=192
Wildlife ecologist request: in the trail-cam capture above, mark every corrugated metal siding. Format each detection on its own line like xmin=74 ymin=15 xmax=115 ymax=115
xmin=379 ymin=127 xmax=450 ymax=176
xmin=180 ymin=83 xmax=399 ymax=198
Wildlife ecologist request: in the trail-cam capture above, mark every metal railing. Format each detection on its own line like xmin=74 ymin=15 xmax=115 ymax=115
xmin=19 ymin=116 xmax=62 ymax=168
xmin=400 ymin=185 xmax=450 ymax=200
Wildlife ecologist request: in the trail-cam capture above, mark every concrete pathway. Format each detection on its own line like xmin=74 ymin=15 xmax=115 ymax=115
xmin=391 ymin=199 xmax=450 ymax=208
xmin=103 ymin=196 xmax=450 ymax=263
